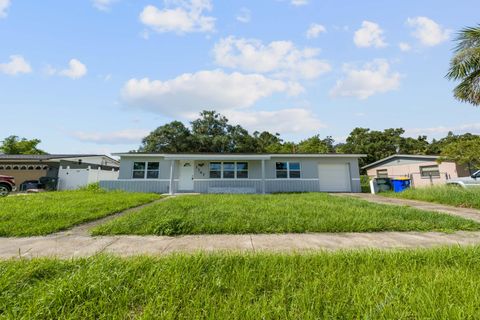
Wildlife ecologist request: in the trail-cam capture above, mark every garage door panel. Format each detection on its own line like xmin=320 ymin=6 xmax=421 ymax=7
xmin=318 ymin=164 xmax=351 ymax=192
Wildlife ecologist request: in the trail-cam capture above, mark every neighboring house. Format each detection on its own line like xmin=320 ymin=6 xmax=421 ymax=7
xmin=0 ymin=154 xmax=119 ymax=190
xmin=100 ymin=153 xmax=364 ymax=194
xmin=363 ymin=154 xmax=472 ymax=188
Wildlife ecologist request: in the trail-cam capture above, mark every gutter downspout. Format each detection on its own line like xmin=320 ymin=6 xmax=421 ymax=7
xmin=261 ymin=160 xmax=266 ymax=194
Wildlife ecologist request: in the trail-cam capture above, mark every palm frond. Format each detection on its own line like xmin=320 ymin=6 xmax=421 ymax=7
xmin=454 ymin=25 xmax=480 ymax=52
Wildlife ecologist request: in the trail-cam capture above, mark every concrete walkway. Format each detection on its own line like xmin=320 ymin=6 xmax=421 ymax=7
xmin=3 ymin=193 xmax=480 ymax=259
xmin=2 ymin=231 xmax=480 ymax=258
xmin=335 ymin=193 xmax=480 ymax=223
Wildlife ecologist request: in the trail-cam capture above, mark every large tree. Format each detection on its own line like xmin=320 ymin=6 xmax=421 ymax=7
xmin=140 ymin=121 xmax=192 ymax=153
xmin=439 ymin=135 xmax=480 ymax=173
xmin=0 ymin=135 xmax=47 ymax=155
xmin=338 ymin=128 xmax=428 ymax=168
xmin=297 ymin=135 xmax=335 ymax=153
xmin=446 ymin=25 xmax=480 ymax=106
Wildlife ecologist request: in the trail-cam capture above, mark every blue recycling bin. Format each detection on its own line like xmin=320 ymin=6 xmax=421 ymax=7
xmin=391 ymin=178 xmax=411 ymax=193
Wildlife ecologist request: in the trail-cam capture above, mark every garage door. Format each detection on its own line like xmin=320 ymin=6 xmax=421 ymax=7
xmin=318 ymin=163 xmax=351 ymax=192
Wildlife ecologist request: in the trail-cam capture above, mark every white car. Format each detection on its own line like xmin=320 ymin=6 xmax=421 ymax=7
xmin=447 ymin=170 xmax=480 ymax=188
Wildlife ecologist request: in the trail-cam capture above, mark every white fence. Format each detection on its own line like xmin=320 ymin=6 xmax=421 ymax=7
xmin=57 ymin=166 xmax=119 ymax=190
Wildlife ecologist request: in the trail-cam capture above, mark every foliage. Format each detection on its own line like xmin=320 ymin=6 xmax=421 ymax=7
xmin=0 ymin=190 xmax=160 ymax=236
xmin=386 ymin=186 xmax=480 ymax=209
xmin=92 ymin=193 xmax=479 ymax=235
xmin=446 ymin=25 xmax=480 ymax=106
xmin=360 ymin=175 xmax=371 ymax=193
xmin=139 ymin=110 xmax=333 ymax=154
xmin=0 ymin=135 xmax=47 ymax=155
xmin=77 ymin=182 xmax=103 ymax=192
xmin=439 ymin=135 xmax=480 ymax=170
xmin=337 ymin=128 xmax=429 ymax=168
xmin=4 ymin=248 xmax=480 ymax=318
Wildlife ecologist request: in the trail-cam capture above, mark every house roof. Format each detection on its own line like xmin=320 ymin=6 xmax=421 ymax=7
xmin=113 ymin=152 xmax=366 ymax=161
xmin=0 ymin=154 xmax=119 ymax=163
xmin=362 ymin=154 xmax=441 ymax=170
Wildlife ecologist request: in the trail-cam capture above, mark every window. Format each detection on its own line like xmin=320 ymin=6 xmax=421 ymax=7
xmin=236 ymin=162 xmax=248 ymax=179
xmin=209 ymin=161 xmax=249 ymax=179
xmin=289 ymin=162 xmax=301 ymax=178
xmin=209 ymin=162 xmax=222 ymax=178
xmin=420 ymin=165 xmax=440 ymax=178
xmin=146 ymin=162 xmax=160 ymax=179
xmin=276 ymin=162 xmax=301 ymax=179
xmin=132 ymin=162 xmax=146 ymax=179
xmin=132 ymin=162 xmax=160 ymax=179
xmin=376 ymin=169 xmax=388 ymax=178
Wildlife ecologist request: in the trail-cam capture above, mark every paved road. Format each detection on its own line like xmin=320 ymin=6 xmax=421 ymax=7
xmin=2 ymin=193 xmax=480 ymax=259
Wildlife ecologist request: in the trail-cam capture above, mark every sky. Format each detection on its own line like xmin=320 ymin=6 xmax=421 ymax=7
xmin=0 ymin=0 xmax=479 ymax=155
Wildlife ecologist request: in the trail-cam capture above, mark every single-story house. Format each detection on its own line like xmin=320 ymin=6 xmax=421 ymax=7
xmin=99 ymin=153 xmax=364 ymax=194
xmin=0 ymin=154 xmax=119 ymax=189
xmin=363 ymin=154 xmax=472 ymax=188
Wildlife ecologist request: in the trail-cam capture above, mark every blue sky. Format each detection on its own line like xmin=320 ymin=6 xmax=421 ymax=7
xmin=0 ymin=0 xmax=479 ymax=155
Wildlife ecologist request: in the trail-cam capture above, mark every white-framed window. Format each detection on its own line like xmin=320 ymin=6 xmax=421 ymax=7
xmin=209 ymin=161 xmax=249 ymax=179
xmin=276 ymin=162 xmax=301 ymax=179
xmin=132 ymin=161 xmax=160 ymax=179
xmin=376 ymin=169 xmax=388 ymax=178
xmin=420 ymin=165 xmax=440 ymax=178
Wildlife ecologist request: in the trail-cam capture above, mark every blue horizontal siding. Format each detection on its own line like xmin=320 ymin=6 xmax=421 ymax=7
xmin=100 ymin=180 xmax=171 ymax=194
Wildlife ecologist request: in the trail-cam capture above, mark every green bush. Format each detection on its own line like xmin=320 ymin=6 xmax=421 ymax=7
xmin=78 ymin=182 xmax=104 ymax=193
xmin=360 ymin=175 xmax=371 ymax=193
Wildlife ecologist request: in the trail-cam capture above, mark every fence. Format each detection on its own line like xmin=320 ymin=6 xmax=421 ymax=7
xmin=57 ymin=166 xmax=119 ymax=190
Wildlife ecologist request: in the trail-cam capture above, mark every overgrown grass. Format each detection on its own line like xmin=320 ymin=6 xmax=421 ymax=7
xmin=2 ymin=247 xmax=480 ymax=318
xmin=0 ymin=190 xmax=161 ymax=237
xmin=92 ymin=193 xmax=480 ymax=235
xmin=385 ymin=186 xmax=480 ymax=209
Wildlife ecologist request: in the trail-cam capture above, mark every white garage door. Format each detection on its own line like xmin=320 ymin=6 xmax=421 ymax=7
xmin=318 ymin=163 xmax=351 ymax=192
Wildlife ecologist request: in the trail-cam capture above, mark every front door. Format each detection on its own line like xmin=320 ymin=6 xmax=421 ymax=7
xmin=178 ymin=160 xmax=194 ymax=190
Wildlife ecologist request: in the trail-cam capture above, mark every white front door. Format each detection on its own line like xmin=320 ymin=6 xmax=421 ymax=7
xmin=318 ymin=163 xmax=351 ymax=192
xmin=178 ymin=160 xmax=194 ymax=190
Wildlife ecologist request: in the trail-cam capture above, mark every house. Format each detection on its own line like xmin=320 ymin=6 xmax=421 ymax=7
xmin=0 ymin=154 xmax=119 ymax=190
xmin=99 ymin=153 xmax=364 ymax=194
xmin=363 ymin=154 xmax=472 ymax=188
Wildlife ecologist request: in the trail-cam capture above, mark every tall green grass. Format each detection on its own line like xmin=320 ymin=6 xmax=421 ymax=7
xmin=0 ymin=190 xmax=161 ymax=237
xmin=2 ymin=248 xmax=480 ymax=319
xmin=386 ymin=186 xmax=480 ymax=209
xmin=93 ymin=193 xmax=480 ymax=235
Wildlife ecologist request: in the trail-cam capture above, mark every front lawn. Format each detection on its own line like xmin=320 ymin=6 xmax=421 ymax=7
xmin=92 ymin=193 xmax=480 ymax=235
xmin=384 ymin=186 xmax=480 ymax=209
xmin=0 ymin=191 xmax=161 ymax=237
xmin=2 ymin=248 xmax=480 ymax=319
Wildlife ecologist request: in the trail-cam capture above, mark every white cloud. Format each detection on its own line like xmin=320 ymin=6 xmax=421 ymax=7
xmin=59 ymin=59 xmax=87 ymax=79
xmin=398 ymin=42 xmax=411 ymax=52
xmin=213 ymin=36 xmax=331 ymax=80
xmin=0 ymin=55 xmax=32 ymax=75
xmin=92 ymin=0 xmax=117 ymax=11
xmin=72 ymin=129 xmax=149 ymax=144
xmin=330 ymin=59 xmax=401 ymax=99
xmin=405 ymin=123 xmax=480 ymax=137
xmin=291 ymin=0 xmax=308 ymax=6
xmin=236 ymin=7 xmax=251 ymax=23
xmin=139 ymin=0 xmax=215 ymax=34
xmin=353 ymin=21 xmax=387 ymax=48
xmin=406 ymin=16 xmax=451 ymax=46
xmin=225 ymin=108 xmax=325 ymax=134
xmin=306 ymin=23 xmax=326 ymax=39
xmin=121 ymin=70 xmax=304 ymax=117
xmin=0 ymin=0 xmax=10 ymax=18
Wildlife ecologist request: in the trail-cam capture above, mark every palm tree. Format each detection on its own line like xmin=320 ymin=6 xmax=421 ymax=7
xmin=446 ymin=25 xmax=480 ymax=106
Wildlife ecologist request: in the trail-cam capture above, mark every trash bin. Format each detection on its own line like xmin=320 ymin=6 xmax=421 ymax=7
xmin=391 ymin=178 xmax=411 ymax=193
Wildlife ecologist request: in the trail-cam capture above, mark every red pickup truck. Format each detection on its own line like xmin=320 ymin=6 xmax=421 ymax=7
xmin=0 ymin=175 xmax=16 ymax=197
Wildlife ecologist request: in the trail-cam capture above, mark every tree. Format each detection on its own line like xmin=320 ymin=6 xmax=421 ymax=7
xmin=190 ymin=111 xmax=232 ymax=152
xmin=0 ymin=135 xmax=47 ymax=154
xmin=446 ymin=25 xmax=480 ymax=106
xmin=439 ymin=135 xmax=480 ymax=173
xmin=338 ymin=128 xmax=428 ymax=168
xmin=140 ymin=121 xmax=192 ymax=153
xmin=297 ymin=135 xmax=335 ymax=153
